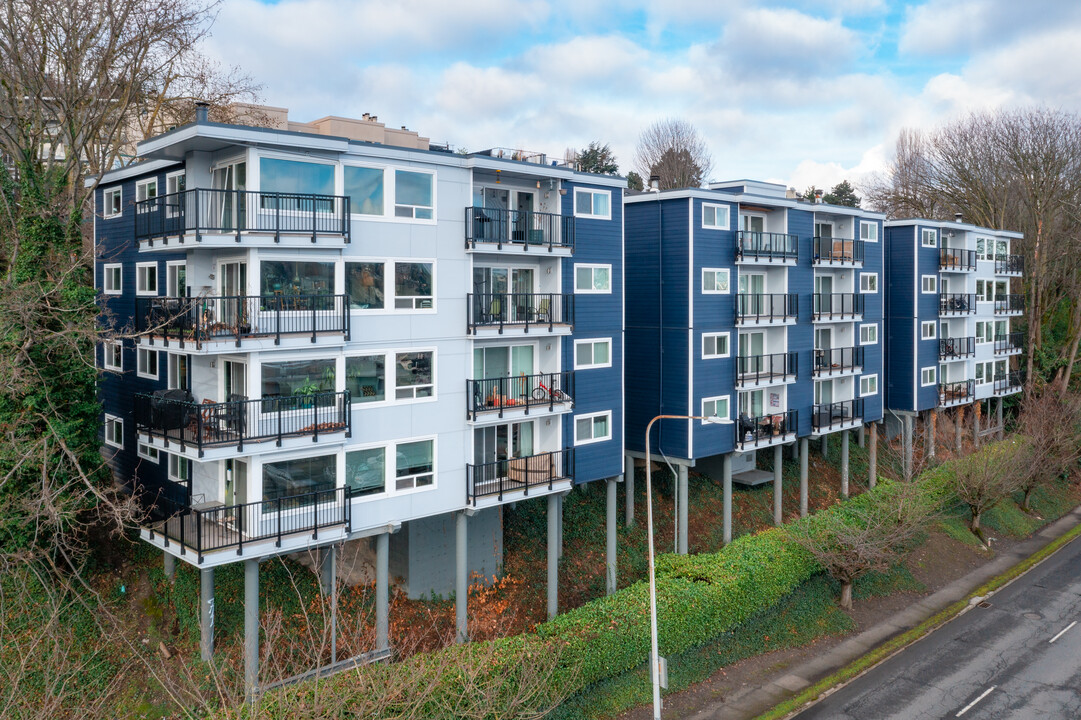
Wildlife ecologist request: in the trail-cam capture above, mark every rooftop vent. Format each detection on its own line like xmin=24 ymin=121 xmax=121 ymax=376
xmin=955 ymin=212 xmax=963 ymax=223
xmin=194 ymin=101 xmax=209 ymax=123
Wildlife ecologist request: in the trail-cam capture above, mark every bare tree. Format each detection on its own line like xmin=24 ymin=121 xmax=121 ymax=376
xmin=1015 ymin=388 xmax=1081 ymax=512
xmin=634 ymin=118 xmax=712 ymax=190
xmin=947 ymin=438 xmax=1031 ymax=547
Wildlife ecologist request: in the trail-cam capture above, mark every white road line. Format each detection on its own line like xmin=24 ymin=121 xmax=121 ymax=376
xmin=1049 ymin=620 xmax=1077 ymax=644
xmin=956 ymin=686 xmax=996 ymax=717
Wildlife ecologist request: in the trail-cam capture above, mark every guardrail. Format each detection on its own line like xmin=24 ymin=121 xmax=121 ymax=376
xmin=812 ymin=237 xmax=864 ymax=265
xmin=938 ymin=379 xmax=975 ymax=406
xmin=940 ymin=248 xmax=977 ymax=271
xmin=466 ymin=449 xmax=573 ymax=505
xmin=995 ymin=254 xmax=1024 ymax=274
xmin=467 ymin=292 xmax=573 ymax=333
xmin=994 ymin=294 xmax=1024 ymax=315
xmin=939 ymin=336 xmax=976 ymax=360
xmin=994 ymin=332 xmax=1023 ymax=355
xmin=812 ymin=398 xmax=864 ymax=432
xmin=466 ymin=371 xmax=574 ymax=420
xmin=736 ymin=352 xmax=797 ymax=386
xmin=736 ymin=231 xmax=798 ymax=262
xmin=813 ymin=346 xmax=864 ymax=376
xmin=735 ymin=293 xmax=798 ymax=324
xmin=735 ymin=410 xmax=796 ymax=449
xmin=939 ymin=293 xmax=976 ymax=315
xmin=464 ymin=207 xmax=574 ymax=252
xmin=812 ymin=293 xmax=864 ymax=320
xmin=993 ymin=371 xmax=1024 ymax=395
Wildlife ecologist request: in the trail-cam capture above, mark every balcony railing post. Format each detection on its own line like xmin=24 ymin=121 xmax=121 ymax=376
xmin=311 ymin=195 xmax=318 ymax=243
xmin=312 ymin=397 xmax=319 ymax=443
xmin=311 ymin=296 xmax=317 ymax=343
xmin=277 ymin=401 xmax=283 ymax=447
xmin=276 ymin=498 xmax=282 ymax=547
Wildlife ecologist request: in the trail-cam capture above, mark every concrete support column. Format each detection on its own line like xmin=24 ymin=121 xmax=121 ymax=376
xmin=773 ymin=444 xmax=784 ymax=526
xmin=557 ymin=491 xmax=564 ymax=560
xmin=997 ymin=397 xmax=1004 ymax=440
xmin=722 ymin=454 xmax=733 ymax=545
xmin=243 ymin=559 xmax=259 ymax=697
xmin=325 ymin=546 xmax=338 ymax=663
xmin=606 ymin=478 xmax=617 ymax=595
xmin=973 ymin=401 xmax=982 ymax=448
xmin=677 ymin=464 xmax=689 ymax=555
xmin=927 ymin=411 xmax=937 ymax=460
xmin=320 ymin=545 xmax=336 ymax=596
xmin=455 ymin=511 xmax=468 ymax=643
xmin=868 ymin=423 xmax=878 ymax=489
xmin=199 ymin=567 xmax=214 ymax=662
xmin=624 ymin=454 xmax=635 ymax=527
xmin=840 ymin=430 xmax=850 ymax=498
xmin=955 ymin=406 xmax=964 ymax=452
xmin=820 ymin=435 xmax=829 ymax=460
xmin=375 ymin=532 xmax=389 ymax=652
xmin=903 ymin=414 xmax=914 ymax=480
xmin=799 ymin=437 xmax=809 ymax=517
xmin=547 ymin=494 xmax=560 ymax=619
xmin=858 ymin=424 xmax=866 ymax=448
xmin=163 ymin=553 xmax=175 ymax=582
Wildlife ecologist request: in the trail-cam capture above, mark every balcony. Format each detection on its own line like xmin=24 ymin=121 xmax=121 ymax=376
xmin=939 ymin=380 xmax=975 ymax=407
xmin=135 ymin=295 xmax=349 ymax=353
xmin=813 ymin=346 xmax=864 ymax=377
xmin=940 ymin=248 xmax=977 ymax=272
xmin=736 ymin=231 xmax=798 ymax=264
xmin=466 ymin=449 xmax=574 ymax=506
xmin=466 ymin=371 xmax=574 ymax=421
xmin=464 ymin=207 xmax=574 ymax=254
xmin=993 ymin=371 xmax=1024 ymax=396
xmin=735 ymin=293 xmax=798 ymax=326
xmin=994 ymin=332 xmax=1024 ymax=356
xmin=995 ymin=254 xmax=1024 ymax=275
xmin=812 ymin=237 xmax=864 ymax=266
xmin=144 ymin=487 xmax=351 ymax=564
xmin=939 ymin=336 xmax=976 ymax=361
xmin=736 ymin=352 xmax=797 ymax=388
xmin=812 ymin=293 xmax=864 ymax=322
xmin=811 ymin=398 xmax=864 ymax=434
xmin=939 ymin=293 xmax=976 ymax=316
xmin=994 ymin=294 xmax=1024 ymax=316
xmin=134 ymin=390 xmax=351 ymax=459
xmin=134 ymin=188 xmax=350 ymax=249
xmin=467 ymin=293 xmax=573 ymax=335
xmin=736 ymin=410 xmax=797 ymax=451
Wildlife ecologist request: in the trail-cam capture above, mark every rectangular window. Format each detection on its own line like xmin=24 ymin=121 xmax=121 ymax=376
xmin=921 ymin=321 xmax=937 ymax=340
xmin=166 ymin=262 xmax=186 ymax=297
xmin=263 ymin=454 xmax=336 ymax=504
xmin=136 ymin=178 xmax=158 ymax=202
xmin=702 ymin=268 xmax=730 ymax=294
xmin=574 ymin=189 xmax=612 ymax=220
xmin=921 ymin=275 xmax=937 ymax=293
xmin=860 ymin=374 xmax=879 ymax=397
xmin=260 ymin=157 xmax=335 ymax=197
xmin=346 ymin=261 xmax=386 ymax=310
xmin=138 ymin=443 xmax=160 ymax=463
xmin=137 ymin=348 xmax=159 ymax=379
xmin=394 ymin=262 xmax=434 ymax=309
xmin=976 ymin=321 xmax=993 ymax=344
xmin=394 ymin=170 xmax=434 ymax=219
xmin=103 ymin=341 xmax=123 ymax=372
xmin=702 ymin=203 xmax=730 ymax=230
xmin=975 ymin=361 xmax=994 ymax=384
xmin=346 ymin=446 xmax=386 ymax=496
xmin=975 ymin=237 xmax=989 ymax=260
xmin=921 ymin=367 xmax=937 ymax=386
xmin=168 ymin=453 xmax=190 ymax=482
xmin=262 ymin=358 xmax=335 ymax=402
xmin=860 ymin=221 xmax=878 ymax=242
xmin=975 ymin=279 xmax=995 ymax=302
xmin=575 ymin=338 xmax=612 ymax=369
xmin=575 ymin=264 xmax=611 ymax=293
xmin=346 ymin=355 xmax=386 ymax=404
xmin=701 ymin=396 xmax=730 ymax=424
xmin=166 ymin=171 xmax=186 ymax=196
xmin=395 ymin=439 xmax=434 ymax=490
xmin=702 ymin=332 xmax=730 ymax=359
xmin=104 ymin=414 xmax=123 ymax=449
xmin=168 ymin=353 xmax=188 ymax=391
xmin=103 ymin=264 xmax=122 ymax=294
xmin=860 ymin=272 xmax=878 ymax=293
xmin=136 ymin=263 xmax=158 ymax=296
xmin=859 ymin=323 xmax=878 ymax=345
xmin=575 ymin=411 xmax=612 ymax=445
xmin=103 ymin=187 xmax=122 ymax=218
xmin=394 ymin=351 xmax=434 ymax=400
xmin=344 ymin=165 xmax=385 ymax=216
xmin=260 ymin=260 xmax=334 ymax=297
xmin=921 ymin=228 xmax=937 ymax=247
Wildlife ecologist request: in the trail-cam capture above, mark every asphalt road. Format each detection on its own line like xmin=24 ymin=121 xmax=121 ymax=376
xmin=794 ymin=534 xmax=1081 ymax=719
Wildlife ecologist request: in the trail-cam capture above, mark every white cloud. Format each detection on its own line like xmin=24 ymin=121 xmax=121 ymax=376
xmin=899 ymin=0 xmax=1081 ymax=57
xmin=712 ymin=8 xmax=862 ymax=77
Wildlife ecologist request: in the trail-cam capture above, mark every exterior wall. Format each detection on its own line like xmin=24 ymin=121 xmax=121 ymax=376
xmin=885 ymin=225 xmax=918 ymax=412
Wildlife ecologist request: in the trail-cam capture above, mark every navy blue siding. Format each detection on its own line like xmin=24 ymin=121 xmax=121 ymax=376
xmin=915 ymin=225 xmax=942 ymax=411
xmin=860 ymin=218 xmax=885 ymax=422
xmin=787 ymin=208 xmax=815 ymax=437
xmin=885 ymin=225 xmax=917 ymax=412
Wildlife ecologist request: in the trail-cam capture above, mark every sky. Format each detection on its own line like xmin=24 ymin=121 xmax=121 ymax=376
xmin=200 ymin=0 xmax=1081 ymax=191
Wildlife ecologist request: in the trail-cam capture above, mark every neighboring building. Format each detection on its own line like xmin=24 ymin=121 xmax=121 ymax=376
xmin=623 ymin=180 xmax=885 ymax=546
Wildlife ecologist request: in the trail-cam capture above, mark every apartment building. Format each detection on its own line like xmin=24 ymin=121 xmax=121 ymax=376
xmin=94 ymin=105 xmax=624 ymax=687
xmin=623 ymin=180 xmax=885 ymax=548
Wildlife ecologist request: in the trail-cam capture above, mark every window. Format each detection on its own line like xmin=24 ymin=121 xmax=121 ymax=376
xmin=263 ymin=454 xmax=336 ymax=505
xmin=921 ymin=321 xmax=937 ymax=340
xmin=394 ymin=170 xmax=434 ymax=219
xmin=975 ymin=279 xmax=994 ymax=302
xmin=346 ymin=262 xmax=386 ymax=310
xmin=168 ymin=353 xmax=188 ymax=391
xmin=103 ymin=264 xmax=122 ymax=294
xmin=165 ymin=171 xmax=186 ymax=196
xmin=394 ymin=262 xmax=434 ymax=309
xmin=860 ymin=374 xmax=879 ymax=397
xmin=574 ymin=189 xmax=611 ymax=220
xmin=702 ymin=203 xmax=730 ymax=230
xmin=975 ymin=361 xmax=995 ymax=384
xmin=995 ymin=320 xmax=1008 ymax=339
xmin=575 ymin=338 xmax=612 ymax=369
xmin=976 ymin=321 xmax=993 ymax=344
xmin=859 ymin=323 xmax=878 ymax=345
xmin=103 ymin=341 xmax=123 ymax=372
xmin=104 ymin=415 xmax=123 ymax=449
xmin=395 ymin=351 xmax=434 ymax=400
xmin=860 ymin=221 xmax=878 ymax=242
xmin=575 ymin=264 xmax=611 ymax=293
xmin=346 ymin=355 xmax=386 ymax=403
xmin=346 ymin=446 xmax=386 ymax=496
xmin=260 ymin=260 xmax=334 ymax=297
xmin=975 ymin=237 xmax=990 ymax=260
xmin=166 ymin=262 xmax=186 ymax=297
xmin=575 ymin=411 xmax=612 ymax=445
xmin=103 ymin=187 xmax=122 ymax=218
xmin=136 ymin=263 xmax=158 ymax=296
xmin=921 ymin=367 xmax=937 ymax=386
xmin=702 ymin=268 xmax=730 ymax=294
xmin=921 ymin=275 xmax=937 ymax=293
xmin=137 ymin=348 xmax=159 ymax=379
xmin=344 ymin=165 xmax=385 ymax=216
xmin=860 ymin=272 xmax=878 ymax=293
xmin=921 ymin=228 xmax=937 ymax=247
xmin=136 ymin=178 xmax=158 ymax=202
xmin=395 ymin=439 xmax=434 ymax=490
xmin=262 ymin=359 xmax=335 ymax=402
xmin=702 ymin=332 xmax=730 ymax=359
xmin=260 ymin=157 xmax=335 ymax=197
xmin=701 ymin=396 xmax=730 ymax=424
xmin=138 ymin=443 xmax=160 ymax=463
xmin=168 ymin=454 xmax=190 ymax=483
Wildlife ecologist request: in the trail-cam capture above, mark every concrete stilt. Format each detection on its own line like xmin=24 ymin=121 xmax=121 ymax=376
xmin=903 ymin=414 xmax=914 ymax=480
xmin=547 ymin=494 xmax=559 ymax=619
xmin=868 ymin=423 xmax=878 ymax=489
xmin=773 ymin=444 xmax=784 ymax=526
xmin=858 ymin=424 xmax=866 ymax=448
xmin=376 ymin=532 xmax=389 ymax=652
xmin=606 ymin=477 xmax=617 ymax=595
xmin=799 ymin=437 xmax=809 ymax=517
xmin=557 ymin=490 xmax=563 ymax=560
xmin=840 ymin=430 xmax=850 ymax=498
xmin=677 ymin=464 xmax=689 ymax=555
xmin=320 ymin=545 xmax=336 ymax=595
xmin=326 ymin=546 xmax=338 ymax=663
xmin=625 ymin=454 xmax=635 ymax=527
xmin=821 ymin=434 xmax=829 ymax=459
xmin=163 ymin=553 xmax=175 ymax=582
xmin=925 ymin=411 xmax=936 ymax=460
xmin=243 ymin=559 xmax=259 ymax=696
xmin=790 ymin=442 xmax=800 ymax=460
xmin=973 ymin=401 xmax=981 ymax=448
xmin=997 ymin=397 xmax=1004 ymax=440
xmin=722 ymin=454 xmax=733 ymax=545
xmin=199 ymin=567 xmax=214 ymax=662
xmin=455 ymin=511 xmax=468 ymax=643
xmin=955 ymin=406 xmax=964 ymax=452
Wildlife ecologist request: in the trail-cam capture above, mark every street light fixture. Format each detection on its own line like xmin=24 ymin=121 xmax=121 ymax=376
xmin=643 ymin=413 xmax=731 ymax=719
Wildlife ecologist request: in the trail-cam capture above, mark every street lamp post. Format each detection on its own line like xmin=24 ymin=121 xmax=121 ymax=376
xmin=643 ymin=413 xmax=730 ymax=720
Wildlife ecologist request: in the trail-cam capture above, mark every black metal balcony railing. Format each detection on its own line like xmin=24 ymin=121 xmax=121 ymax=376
xmin=995 ymin=254 xmax=1024 ymax=274
xmin=813 ymin=346 xmax=864 ymax=376
xmin=939 ymin=379 xmax=975 ymax=406
xmin=736 ymin=352 xmax=797 ymax=386
xmin=467 ymin=293 xmax=573 ymax=333
xmin=812 ymin=293 xmax=864 ymax=320
xmin=464 ymin=207 xmax=575 ymax=252
xmin=134 ymin=188 xmax=351 ymax=244
xmin=993 ymin=370 xmax=1025 ymax=395
xmin=736 ymin=231 xmax=798 ymax=262
xmin=466 ymin=449 xmax=574 ymax=505
xmin=736 ymin=410 xmax=796 ymax=448
xmin=466 ymin=371 xmax=574 ymax=421
xmin=812 ymin=398 xmax=864 ymax=432
xmin=735 ymin=293 xmax=798 ymax=324
xmin=994 ymin=294 xmax=1024 ymax=314
xmin=135 ymin=295 xmax=350 ymax=349
xmin=939 ymin=336 xmax=976 ymax=360
xmin=812 ymin=237 xmax=864 ymax=265
xmin=145 ymin=487 xmax=351 ymax=562
xmin=994 ymin=332 xmax=1024 ymax=355
xmin=939 ymin=247 xmax=977 ymax=271
xmin=939 ymin=293 xmax=976 ymax=315
xmin=134 ymin=390 xmax=351 ymax=456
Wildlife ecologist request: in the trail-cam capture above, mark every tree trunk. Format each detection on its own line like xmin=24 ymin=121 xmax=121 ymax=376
xmin=1022 ymin=485 xmax=1034 ymax=513
xmin=970 ymin=508 xmax=988 ymax=547
xmin=840 ymin=581 xmax=853 ymax=611
xmin=1025 ymin=218 xmax=1041 ymax=399
xmin=1061 ymin=304 xmax=1081 ymax=395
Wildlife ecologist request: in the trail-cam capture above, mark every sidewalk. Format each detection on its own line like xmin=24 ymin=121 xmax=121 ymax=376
xmin=688 ymin=505 xmax=1081 ymax=720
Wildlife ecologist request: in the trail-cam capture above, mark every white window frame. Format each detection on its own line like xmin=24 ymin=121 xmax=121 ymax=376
xmin=702 ymin=332 xmax=730 ymax=359
xmin=701 ymin=395 xmax=731 ymax=424
xmin=975 ymin=321 xmax=992 ymax=344
xmin=573 ymin=188 xmax=612 ymax=220
xmin=166 ymin=260 xmax=186 ymax=297
xmin=102 ymin=187 xmax=122 ymax=218
xmin=921 ymin=367 xmax=937 ymax=387
xmin=574 ymin=263 xmax=612 ymax=294
xmin=859 ymin=374 xmax=879 ymax=397
xmin=342 ymin=162 xmax=388 ymax=217
xmin=165 ymin=170 xmax=186 ymax=195
xmin=921 ymin=228 xmax=937 ymax=247
xmin=103 ymin=264 xmax=122 ymax=295
xmin=921 ymin=321 xmax=937 ymax=340
xmin=975 ymin=237 xmax=991 ymax=261
xmin=391 ymin=259 xmax=436 ymax=312
xmin=393 ymin=349 xmax=436 ymax=402
xmin=859 ymin=272 xmax=878 ymax=293
xmin=392 ymin=436 xmax=437 ymax=493
xmin=104 ymin=414 xmax=124 ymax=449
xmin=921 ymin=275 xmax=937 ymax=294
xmin=975 ymin=361 xmax=994 ymax=385
xmin=136 ymin=178 xmax=158 ymax=203
xmin=702 ymin=267 xmax=731 ymax=294
xmin=392 ymin=168 xmax=436 ymax=221
xmin=103 ymin=341 xmax=123 ymax=372
xmin=136 ymin=347 xmax=159 ymax=379
xmin=138 ymin=443 xmax=160 ymax=463
xmin=575 ymin=410 xmax=613 ymax=445
xmin=859 ymin=221 xmax=878 ymax=242
xmin=136 ymin=262 xmax=159 ymax=296
xmin=168 ymin=453 xmax=190 ymax=482
xmin=859 ymin=323 xmax=878 ymax=346
xmin=701 ymin=203 xmax=730 ymax=230
xmin=343 ymin=440 xmax=391 ymax=499
xmin=574 ymin=338 xmax=613 ymax=370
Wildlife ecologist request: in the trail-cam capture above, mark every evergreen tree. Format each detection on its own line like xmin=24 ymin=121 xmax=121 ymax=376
xmin=626 ymin=171 xmax=644 ymax=191
xmin=576 ymin=141 xmax=619 ymax=175
xmin=823 ymin=180 xmax=861 ymax=207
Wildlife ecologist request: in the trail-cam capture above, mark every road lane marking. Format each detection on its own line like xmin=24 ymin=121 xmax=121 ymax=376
xmin=956 ymin=686 xmax=996 ymax=717
xmin=1049 ymin=620 xmax=1076 ymax=644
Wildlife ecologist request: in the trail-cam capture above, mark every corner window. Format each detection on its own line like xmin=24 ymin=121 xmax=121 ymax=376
xmin=138 ymin=443 xmax=160 ymax=463
xmin=859 ymin=323 xmax=878 ymax=345
xmin=860 ymin=221 xmax=878 ymax=242
xmin=921 ymin=367 xmax=937 ymax=386
xmin=395 ymin=439 xmax=434 ymax=490
xmin=103 ymin=188 xmax=122 ymax=218
xmin=702 ymin=203 xmax=730 ymax=230
xmin=346 ymin=355 xmax=386 ymax=404
xmin=921 ymin=275 xmax=937 ymax=294
xmin=701 ymin=395 xmax=730 ymax=424
xmin=860 ymin=374 xmax=878 ymax=397
xmin=395 ymin=351 xmax=434 ymax=400
xmin=574 ymin=189 xmax=611 ymax=220
xmin=346 ymin=262 xmax=386 ymax=310
xmin=859 ymin=273 xmax=878 ymax=293
xmin=394 ymin=170 xmax=434 ymax=220
xmin=137 ymin=348 xmax=159 ymax=379
xmin=921 ymin=228 xmax=937 ymax=247
xmin=136 ymin=178 xmax=158 ymax=202
xmin=702 ymin=268 xmax=730 ymax=294
xmin=921 ymin=321 xmax=937 ymax=340
xmin=103 ymin=341 xmax=123 ymax=372
xmin=104 ymin=414 xmax=124 ymax=449
xmin=702 ymin=332 xmax=730 ymax=359
xmin=344 ymin=165 xmax=385 ymax=216
xmin=346 ymin=446 xmax=387 ymax=496
xmin=575 ymin=264 xmax=611 ymax=294
xmin=103 ymin=264 xmax=122 ymax=295
xmin=136 ymin=263 xmax=159 ymax=296
xmin=575 ymin=338 xmax=612 ymax=369
xmin=575 ymin=411 xmax=612 ymax=445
